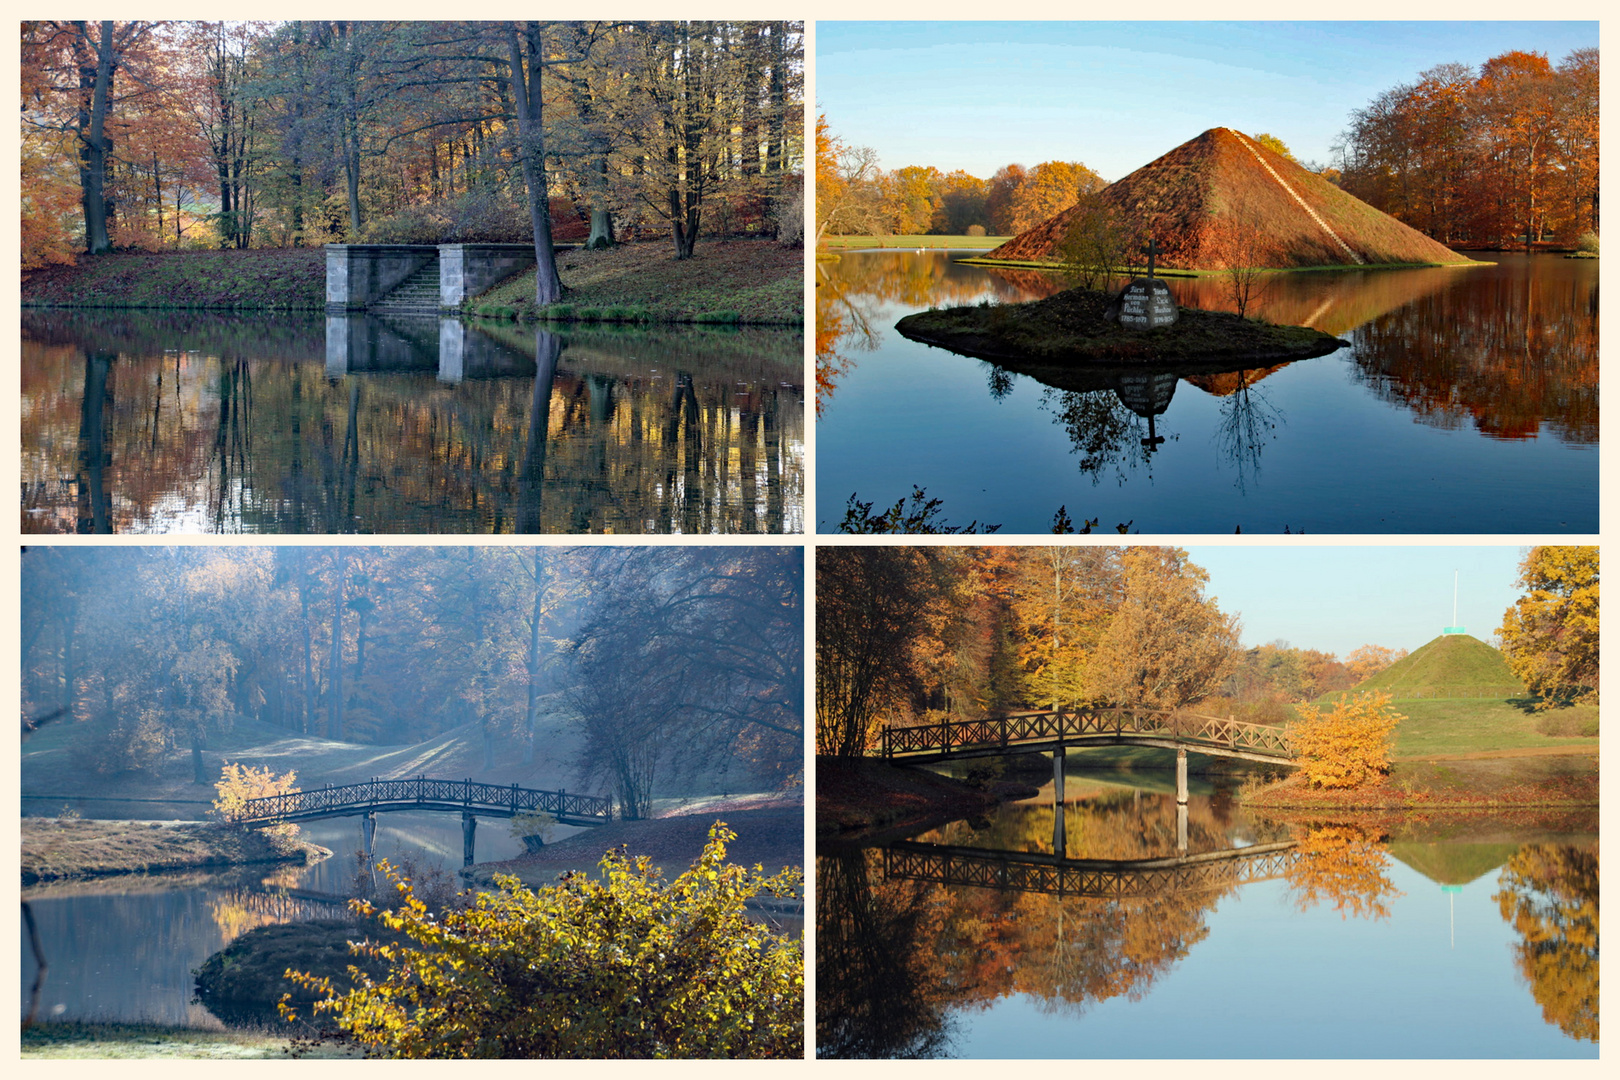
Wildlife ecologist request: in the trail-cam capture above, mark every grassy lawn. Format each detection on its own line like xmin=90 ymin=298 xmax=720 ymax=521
xmin=1390 ymin=698 xmax=1599 ymax=758
xmin=21 ymin=1022 xmax=360 ymax=1059
xmin=475 ymin=239 xmax=801 ymax=324
xmin=22 ymin=249 xmax=327 ymax=310
xmin=820 ymin=234 xmax=1010 ymax=250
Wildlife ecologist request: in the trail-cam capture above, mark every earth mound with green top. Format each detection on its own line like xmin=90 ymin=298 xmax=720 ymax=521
xmin=895 ymin=285 xmax=1347 ymax=367
xmin=1350 ymin=633 xmax=1524 ymax=701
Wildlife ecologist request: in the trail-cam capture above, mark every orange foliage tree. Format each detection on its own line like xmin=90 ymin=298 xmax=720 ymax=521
xmin=1286 ymin=690 xmax=1403 ymax=788
xmin=1340 ymin=48 xmax=1598 ymax=245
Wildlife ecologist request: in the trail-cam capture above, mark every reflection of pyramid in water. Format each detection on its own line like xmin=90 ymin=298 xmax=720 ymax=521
xmin=987 ymin=127 xmax=1472 ymax=270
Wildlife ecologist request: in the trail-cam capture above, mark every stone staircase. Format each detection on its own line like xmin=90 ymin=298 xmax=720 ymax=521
xmin=371 ymin=260 xmax=443 ymax=313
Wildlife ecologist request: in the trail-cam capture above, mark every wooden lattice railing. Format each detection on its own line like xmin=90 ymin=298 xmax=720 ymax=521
xmin=881 ymin=706 xmax=1291 ymax=761
xmin=233 ymin=776 xmax=614 ymax=825
xmin=884 ymin=840 xmax=1301 ymax=899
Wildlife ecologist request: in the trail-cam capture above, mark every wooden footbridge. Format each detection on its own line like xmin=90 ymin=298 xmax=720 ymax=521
xmin=883 ymin=839 xmax=1301 ymax=900
xmin=882 ymin=706 xmax=1293 ymax=765
xmin=232 ymin=776 xmax=613 ymax=867
xmin=881 ymin=705 xmax=1294 ymax=804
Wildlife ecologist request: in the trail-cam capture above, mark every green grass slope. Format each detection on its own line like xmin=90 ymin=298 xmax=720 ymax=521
xmin=1354 ymin=633 xmax=1523 ymax=700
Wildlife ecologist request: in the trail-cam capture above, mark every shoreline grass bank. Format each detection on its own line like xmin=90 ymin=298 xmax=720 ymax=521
xmin=22 ymin=818 xmax=328 ymax=885
xmin=21 ymin=239 xmax=803 ymax=325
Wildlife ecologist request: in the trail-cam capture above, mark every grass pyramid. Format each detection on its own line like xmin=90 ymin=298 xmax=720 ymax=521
xmin=1352 ymin=633 xmax=1524 ymax=701
xmin=986 ymin=127 xmax=1474 ymax=270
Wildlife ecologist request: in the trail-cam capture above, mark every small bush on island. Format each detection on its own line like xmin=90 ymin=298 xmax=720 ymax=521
xmin=212 ymin=762 xmax=302 ymax=853
xmin=1287 ymin=691 xmax=1403 ymax=789
xmin=282 ymin=824 xmax=803 ymax=1059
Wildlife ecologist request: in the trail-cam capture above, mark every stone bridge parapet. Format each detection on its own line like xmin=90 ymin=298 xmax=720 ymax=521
xmin=325 ymin=243 xmax=542 ymax=311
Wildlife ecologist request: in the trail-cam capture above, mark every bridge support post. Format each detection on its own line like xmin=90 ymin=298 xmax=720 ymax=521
xmin=462 ymin=812 xmax=477 ymax=867
xmin=1176 ymin=748 xmax=1189 ymax=804
xmin=1177 ymin=801 xmax=1189 ymax=855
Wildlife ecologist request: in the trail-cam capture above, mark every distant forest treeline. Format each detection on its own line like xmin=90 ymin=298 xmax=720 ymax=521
xmin=21 ymin=20 xmax=803 ymax=268
xmin=21 ymin=547 xmax=803 ymax=815
xmin=817 ymin=47 xmax=1597 ymax=247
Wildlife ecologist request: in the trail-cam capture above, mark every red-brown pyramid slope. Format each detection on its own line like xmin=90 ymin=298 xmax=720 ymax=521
xmin=987 ymin=128 xmax=1471 ymax=269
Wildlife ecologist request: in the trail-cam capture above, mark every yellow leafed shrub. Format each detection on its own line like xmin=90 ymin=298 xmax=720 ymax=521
xmin=283 ymin=823 xmax=803 ymax=1058
xmin=1287 ymin=691 xmax=1403 ymax=788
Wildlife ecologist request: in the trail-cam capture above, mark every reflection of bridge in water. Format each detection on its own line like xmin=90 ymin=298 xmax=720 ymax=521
xmin=883 ymin=706 xmax=1294 ymax=803
xmin=236 ymin=776 xmax=613 ymax=867
xmin=883 ymin=839 xmax=1301 ymax=900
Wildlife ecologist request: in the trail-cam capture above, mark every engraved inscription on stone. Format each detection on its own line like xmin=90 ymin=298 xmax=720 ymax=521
xmin=1117 ymin=277 xmax=1177 ymax=330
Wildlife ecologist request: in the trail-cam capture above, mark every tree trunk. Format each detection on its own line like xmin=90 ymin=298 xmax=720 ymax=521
xmin=327 ymin=551 xmax=347 ymax=740
xmin=506 ymin=24 xmax=564 ymax=304
xmin=525 ymin=550 xmax=545 ymax=763
xmin=75 ymin=21 xmax=117 ymax=254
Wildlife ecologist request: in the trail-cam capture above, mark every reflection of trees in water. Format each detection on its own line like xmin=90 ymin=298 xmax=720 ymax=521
xmin=22 ymin=330 xmax=802 ymax=533
xmin=822 ymin=799 xmax=1451 ymax=1048
xmin=1494 ymin=843 xmax=1598 ymax=1042
xmin=1349 ymin=265 xmax=1597 ymax=444
xmin=816 ymin=850 xmax=958 ymax=1059
xmin=815 ymin=261 xmax=884 ymax=417
xmin=1043 ymin=389 xmax=1155 ymax=482
xmin=1208 ymin=376 xmax=1284 ymax=494
xmin=1024 ymin=368 xmax=1287 ymax=487
xmin=209 ymin=888 xmax=342 ymax=943
xmin=816 ymin=253 xmax=1058 ymax=415
xmin=1283 ymin=823 xmax=1401 ymax=921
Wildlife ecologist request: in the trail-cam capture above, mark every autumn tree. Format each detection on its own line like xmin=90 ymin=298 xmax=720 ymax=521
xmin=814 ymin=114 xmax=884 ymax=240
xmin=1345 ymin=643 xmax=1408 ymax=683
xmin=1287 ymin=690 xmax=1403 ymax=789
xmin=566 ymin=548 xmax=803 ymax=815
xmin=1056 ymin=191 xmax=1138 ymax=290
xmin=1088 ymin=548 xmax=1240 ymax=710
xmin=1007 ymin=159 xmax=1105 ymax=234
xmin=1497 ymin=546 xmax=1598 ymax=706
xmin=211 ymin=761 xmax=301 ymax=850
xmin=816 ymin=547 xmax=953 ymax=756
xmin=22 ymin=20 xmax=173 ymax=253
xmin=1251 ymin=132 xmax=1295 ymax=161
xmin=1006 ymin=547 xmax=1121 ymax=708
xmin=1207 ymin=217 xmax=1272 ymax=316
xmin=1339 ymin=49 xmax=1598 ymax=244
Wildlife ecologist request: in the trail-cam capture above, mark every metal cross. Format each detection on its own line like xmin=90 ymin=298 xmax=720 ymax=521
xmin=1144 ymin=237 xmax=1159 ymax=279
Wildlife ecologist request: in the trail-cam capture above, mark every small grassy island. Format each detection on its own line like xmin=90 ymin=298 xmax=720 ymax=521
xmin=21 ymin=818 xmax=327 ymax=885
xmin=896 ymin=286 xmax=1347 ymax=368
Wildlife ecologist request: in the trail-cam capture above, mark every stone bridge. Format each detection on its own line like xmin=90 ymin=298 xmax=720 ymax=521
xmin=325 ymin=243 xmax=573 ymax=313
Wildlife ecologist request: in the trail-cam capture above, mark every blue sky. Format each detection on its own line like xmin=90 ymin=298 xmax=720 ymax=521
xmin=1182 ymin=546 xmax=1531 ymax=657
xmin=817 ymin=22 xmax=1599 ymax=180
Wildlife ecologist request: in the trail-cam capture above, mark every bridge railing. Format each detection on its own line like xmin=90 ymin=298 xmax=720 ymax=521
xmin=234 ymin=775 xmax=614 ymax=824
xmin=881 ymin=706 xmax=1291 ymax=759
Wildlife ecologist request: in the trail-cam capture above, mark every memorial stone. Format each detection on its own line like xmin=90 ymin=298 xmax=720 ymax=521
xmin=1116 ymin=237 xmax=1177 ymax=330
xmin=1117 ymin=277 xmax=1177 ymax=329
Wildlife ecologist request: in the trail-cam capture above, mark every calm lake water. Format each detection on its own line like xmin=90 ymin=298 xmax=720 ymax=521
xmin=816 ymin=251 xmax=1596 ymax=533
xmin=817 ymin=774 xmax=1598 ymax=1058
xmin=19 ymin=811 xmax=537 ymax=1027
xmin=22 ymin=310 xmax=803 ymax=534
